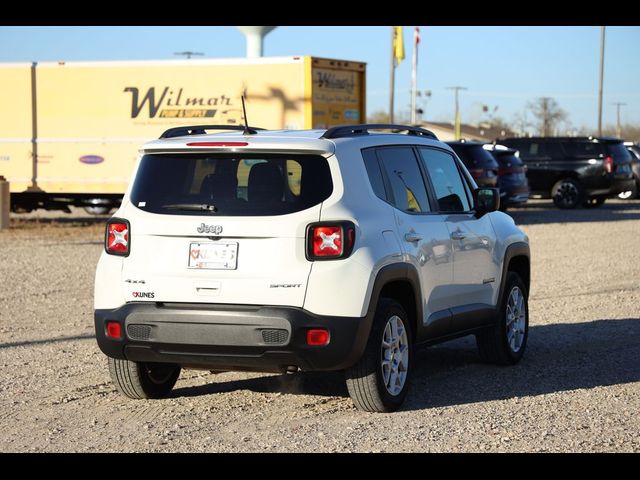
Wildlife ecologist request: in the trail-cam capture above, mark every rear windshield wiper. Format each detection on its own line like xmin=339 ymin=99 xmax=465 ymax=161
xmin=161 ymin=203 xmax=218 ymax=213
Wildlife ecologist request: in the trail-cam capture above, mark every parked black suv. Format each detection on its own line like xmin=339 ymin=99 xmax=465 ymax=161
xmin=499 ymin=137 xmax=635 ymax=209
xmin=446 ymin=141 xmax=499 ymax=188
xmin=483 ymin=144 xmax=530 ymax=210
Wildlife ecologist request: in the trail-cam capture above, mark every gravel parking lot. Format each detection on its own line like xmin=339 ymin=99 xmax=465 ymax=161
xmin=0 ymin=200 xmax=638 ymax=452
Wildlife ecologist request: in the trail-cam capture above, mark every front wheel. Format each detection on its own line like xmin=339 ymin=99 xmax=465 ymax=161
xmin=345 ymin=298 xmax=413 ymax=412
xmin=108 ymin=358 xmax=181 ymax=399
xmin=476 ymin=272 xmax=529 ymax=365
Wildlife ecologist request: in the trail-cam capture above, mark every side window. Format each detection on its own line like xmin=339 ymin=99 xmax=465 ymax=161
xmin=563 ymin=141 xmax=604 ymax=158
xmin=419 ymin=148 xmax=471 ymax=213
xmin=362 ymin=148 xmax=387 ymax=200
xmin=544 ymin=142 xmax=565 ymax=160
xmin=527 ymin=143 xmax=543 ymax=158
xmin=377 ymin=147 xmax=431 ymax=213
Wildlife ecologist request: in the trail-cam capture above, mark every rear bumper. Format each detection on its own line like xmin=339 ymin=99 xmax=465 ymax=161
xmin=95 ymin=303 xmax=372 ymax=372
xmin=587 ymin=177 xmax=635 ymax=197
xmin=498 ymin=183 xmax=530 ymax=207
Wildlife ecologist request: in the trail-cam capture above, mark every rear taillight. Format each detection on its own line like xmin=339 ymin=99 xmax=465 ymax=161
xmin=106 ymin=321 xmax=122 ymax=339
xmin=306 ymin=221 xmax=356 ymax=261
xmin=105 ymin=218 xmax=130 ymax=256
xmin=468 ymin=168 xmax=484 ymax=179
xmin=307 ymin=329 xmax=330 ymax=346
xmin=604 ymin=155 xmax=614 ymax=174
xmin=498 ymin=166 xmax=524 ymax=176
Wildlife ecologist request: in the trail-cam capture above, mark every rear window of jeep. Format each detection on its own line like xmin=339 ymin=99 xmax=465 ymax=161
xmin=130 ymin=153 xmax=333 ymax=216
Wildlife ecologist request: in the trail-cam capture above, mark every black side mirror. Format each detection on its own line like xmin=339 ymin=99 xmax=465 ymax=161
xmin=474 ymin=188 xmax=500 ymax=217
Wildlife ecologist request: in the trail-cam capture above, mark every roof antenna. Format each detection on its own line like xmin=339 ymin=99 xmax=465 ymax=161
xmin=241 ymin=95 xmax=256 ymax=135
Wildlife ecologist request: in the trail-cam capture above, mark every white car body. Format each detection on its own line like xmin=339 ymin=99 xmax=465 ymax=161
xmin=94 ymin=125 xmax=530 ymax=410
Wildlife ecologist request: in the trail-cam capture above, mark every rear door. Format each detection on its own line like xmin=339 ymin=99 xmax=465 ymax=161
xmin=121 ymin=152 xmax=333 ymax=307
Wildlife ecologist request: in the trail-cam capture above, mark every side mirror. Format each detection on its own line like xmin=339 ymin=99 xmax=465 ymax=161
xmin=474 ymin=188 xmax=500 ymax=217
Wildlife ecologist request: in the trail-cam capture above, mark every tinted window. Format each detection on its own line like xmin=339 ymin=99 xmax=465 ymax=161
xmin=605 ymin=142 xmax=632 ymax=161
xmin=544 ymin=142 xmax=565 ymax=159
xmin=130 ymin=153 xmax=332 ymax=216
xmin=419 ymin=148 xmax=471 ymax=212
xmin=522 ymin=142 xmax=544 ymax=159
xmin=562 ymin=141 xmax=604 ymax=157
xmin=450 ymin=145 xmax=499 ymax=168
xmin=494 ymin=151 xmax=523 ymax=167
xmin=362 ymin=148 xmax=387 ymax=200
xmin=377 ymin=147 xmax=431 ymax=213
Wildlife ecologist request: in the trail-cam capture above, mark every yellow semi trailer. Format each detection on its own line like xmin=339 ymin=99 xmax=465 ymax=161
xmin=0 ymin=56 xmax=366 ymax=213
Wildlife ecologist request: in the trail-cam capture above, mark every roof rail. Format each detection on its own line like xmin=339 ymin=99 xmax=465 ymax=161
xmin=159 ymin=124 xmax=265 ymax=139
xmin=321 ymin=124 xmax=438 ymax=140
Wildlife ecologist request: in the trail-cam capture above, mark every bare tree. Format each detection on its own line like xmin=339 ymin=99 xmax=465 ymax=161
xmin=526 ymin=97 xmax=568 ymax=137
xmin=601 ymin=123 xmax=640 ymax=143
xmin=512 ymin=111 xmax=533 ymax=137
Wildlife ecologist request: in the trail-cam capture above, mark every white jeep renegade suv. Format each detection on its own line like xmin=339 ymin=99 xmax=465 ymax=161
xmin=94 ymin=124 xmax=530 ymax=412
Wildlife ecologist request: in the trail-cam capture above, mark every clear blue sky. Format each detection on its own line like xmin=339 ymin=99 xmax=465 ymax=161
xmin=1 ymin=26 xmax=638 ymax=131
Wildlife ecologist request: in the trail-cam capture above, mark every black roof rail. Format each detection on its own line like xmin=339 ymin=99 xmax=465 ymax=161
xmin=321 ymin=124 xmax=438 ymax=140
xmin=159 ymin=124 xmax=265 ymax=139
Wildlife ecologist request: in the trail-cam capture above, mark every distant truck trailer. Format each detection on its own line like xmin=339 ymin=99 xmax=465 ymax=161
xmin=0 ymin=56 xmax=366 ymax=213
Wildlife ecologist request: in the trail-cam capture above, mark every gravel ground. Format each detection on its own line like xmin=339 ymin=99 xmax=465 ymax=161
xmin=0 ymin=200 xmax=638 ymax=452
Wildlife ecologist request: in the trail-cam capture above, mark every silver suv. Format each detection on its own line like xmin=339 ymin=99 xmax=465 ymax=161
xmin=95 ymin=124 xmax=531 ymax=412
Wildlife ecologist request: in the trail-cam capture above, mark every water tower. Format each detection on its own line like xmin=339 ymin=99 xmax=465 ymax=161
xmin=235 ymin=26 xmax=278 ymax=58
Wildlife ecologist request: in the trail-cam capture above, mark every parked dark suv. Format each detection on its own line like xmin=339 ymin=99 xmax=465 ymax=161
xmin=499 ymin=137 xmax=635 ymax=209
xmin=446 ymin=141 xmax=499 ymax=188
xmin=483 ymin=143 xmax=530 ymax=210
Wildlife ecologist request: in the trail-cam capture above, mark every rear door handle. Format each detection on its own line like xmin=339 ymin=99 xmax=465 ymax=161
xmin=404 ymin=232 xmax=423 ymax=243
xmin=451 ymin=232 xmax=466 ymax=241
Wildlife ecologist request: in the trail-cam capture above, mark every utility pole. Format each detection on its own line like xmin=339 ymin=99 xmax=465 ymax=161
xmin=597 ymin=26 xmax=606 ymax=136
xmin=447 ymin=86 xmax=467 ymax=140
xmin=174 ymin=51 xmax=204 ymax=59
xmin=612 ymin=102 xmax=626 ymax=138
xmin=410 ymin=27 xmax=420 ymax=124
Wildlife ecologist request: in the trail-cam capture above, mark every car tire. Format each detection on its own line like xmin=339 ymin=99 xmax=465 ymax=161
xmin=552 ymin=178 xmax=583 ymax=209
xmin=345 ymin=298 xmax=413 ymax=412
xmin=583 ymin=196 xmax=606 ymax=208
xmin=108 ymin=358 xmax=181 ymax=399
xmin=476 ymin=272 xmax=528 ymax=365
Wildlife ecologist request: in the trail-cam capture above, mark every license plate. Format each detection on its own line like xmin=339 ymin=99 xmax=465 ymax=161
xmin=188 ymin=242 xmax=238 ymax=270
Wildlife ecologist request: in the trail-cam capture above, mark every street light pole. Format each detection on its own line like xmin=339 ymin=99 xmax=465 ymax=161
xmin=612 ymin=102 xmax=626 ymax=138
xmin=597 ymin=26 xmax=606 ymax=136
xmin=447 ymin=86 xmax=467 ymax=140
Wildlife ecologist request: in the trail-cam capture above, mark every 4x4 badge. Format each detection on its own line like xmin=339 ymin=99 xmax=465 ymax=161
xmin=197 ymin=223 xmax=223 ymax=235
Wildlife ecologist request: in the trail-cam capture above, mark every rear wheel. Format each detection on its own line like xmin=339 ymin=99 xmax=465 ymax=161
xmin=108 ymin=358 xmax=181 ymax=399
xmin=552 ymin=178 xmax=583 ymax=209
xmin=476 ymin=272 xmax=528 ymax=365
xmin=345 ymin=298 xmax=413 ymax=412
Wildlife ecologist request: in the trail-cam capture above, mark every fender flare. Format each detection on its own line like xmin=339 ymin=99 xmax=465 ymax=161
xmin=498 ymin=241 xmax=531 ymax=302
xmin=342 ymin=262 xmax=423 ymax=368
